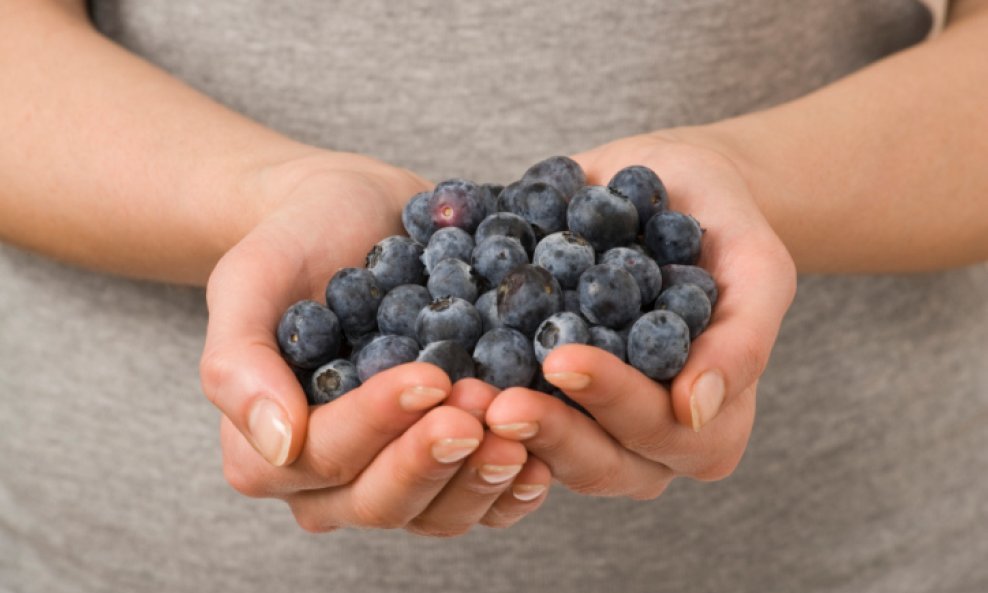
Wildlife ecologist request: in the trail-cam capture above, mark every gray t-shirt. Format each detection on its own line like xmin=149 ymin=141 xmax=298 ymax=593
xmin=3 ymin=1 xmax=987 ymax=592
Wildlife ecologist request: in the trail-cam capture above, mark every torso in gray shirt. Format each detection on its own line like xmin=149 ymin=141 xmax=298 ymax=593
xmin=2 ymin=1 xmax=987 ymax=592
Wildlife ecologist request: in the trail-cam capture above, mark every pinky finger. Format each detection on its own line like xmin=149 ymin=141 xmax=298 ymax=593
xmin=479 ymin=456 xmax=552 ymax=529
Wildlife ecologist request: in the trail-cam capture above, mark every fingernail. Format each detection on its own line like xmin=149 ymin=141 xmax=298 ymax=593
xmin=247 ymin=398 xmax=292 ymax=466
xmin=690 ymin=371 xmax=725 ymax=432
xmin=431 ymin=438 xmax=481 ymax=463
xmin=399 ymin=386 xmax=447 ymax=412
xmin=512 ymin=484 xmax=546 ymax=501
xmin=478 ymin=464 xmax=523 ymax=484
xmin=490 ymin=422 xmax=539 ymax=440
xmin=544 ymin=372 xmax=591 ymax=391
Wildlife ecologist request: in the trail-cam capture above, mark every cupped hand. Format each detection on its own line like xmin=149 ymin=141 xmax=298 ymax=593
xmin=199 ymin=152 xmax=549 ymax=534
xmin=486 ymin=132 xmax=796 ymax=499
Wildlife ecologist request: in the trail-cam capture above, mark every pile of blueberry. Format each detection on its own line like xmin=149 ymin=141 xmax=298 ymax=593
xmin=277 ymin=156 xmax=717 ymax=406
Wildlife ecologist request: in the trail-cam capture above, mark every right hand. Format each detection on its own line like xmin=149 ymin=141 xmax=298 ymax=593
xmin=199 ymin=152 xmax=550 ymax=535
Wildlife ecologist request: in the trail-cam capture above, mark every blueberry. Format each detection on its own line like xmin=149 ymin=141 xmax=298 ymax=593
xmin=348 ymin=331 xmax=380 ymax=363
xmin=496 ymin=264 xmax=563 ymax=336
xmin=472 ymin=236 xmax=529 ymax=287
xmin=654 ymin=283 xmax=711 ymax=339
xmin=627 ymin=310 xmax=691 ymax=381
xmin=533 ymin=312 xmax=590 ymax=364
xmin=659 ymin=264 xmax=719 ymax=307
xmin=521 ymin=155 xmax=586 ymax=202
xmin=497 ymin=180 xmax=567 ymax=237
xmin=426 ymin=258 xmax=481 ymax=302
xmin=599 ymin=246 xmax=663 ymax=306
xmin=366 ymin=235 xmax=426 ymax=293
xmin=589 ymin=325 xmax=626 ymax=361
xmin=577 ymin=264 xmax=642 ymax=329
xmin=644 ymin=211 xmax=703 ymax=266
xmin=475 ymin=289 xmax=504 ymax=333
xmin=417 ymin=340 xmax=476 ymax=382
xmin=474 ymin=212 xmax=537 ymax=256
xmin=355 ymin=335 xmax=421 ymax=382
xmin=402 ymin=190 xmax=436 ymax=245
xmin=276 ymin=300 xmax=343 ymax=369
xmin=566 ymin=186 xmax=639 ymax=252
xmin=472 ymin=328 xmax=538 ymax=389
xmin=480 ymin=183 xmax=505 ymax=218
xmin=377 ymin=284 xmax=432 ymax=341
xmin=429 ymin=178 xmax=486 ymax=233
xmin=607 ymin=165 xmax=668 ymax=230
xmin=532 ymin=231 xmax=596 ymax=290
xmin=325 ymin=267 xmax=383 ymax=336
xmin=308 ymin=359 xmax=361 ymax=405
xmin=421 ymin=227 xmax=474 ymax=274
xmin=562 ymin=289 xmax=583 ymax=317
xmin=416 ymin=296 xmax=483 ymax=351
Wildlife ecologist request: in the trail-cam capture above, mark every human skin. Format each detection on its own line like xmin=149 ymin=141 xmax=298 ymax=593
xmin=483 ymin=0 xmax=988 ymax=500
xmin=2 ymin=0 xmax=987 ymax=530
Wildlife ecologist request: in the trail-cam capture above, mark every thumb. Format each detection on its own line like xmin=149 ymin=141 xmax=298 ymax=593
xmin=200 ymin=233 xmax=314 ymax=467
xmin=669 ymin=240 xmax=796 ymax=431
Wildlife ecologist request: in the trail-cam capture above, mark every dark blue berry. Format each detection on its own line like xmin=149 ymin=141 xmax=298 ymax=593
xmin=472 ymin=328 xmax=538 ymax=389
xmin=497 ymin=180 xmax=568 ymax=237
xmin=308 ymin=359 xmax=361 ymax=405
xmin=421 ymin=227 xmax=474 ymax=274
xmin=347 ymin=331 xmax=380 ymax=363
xmin=566 ymin=186 xmax=639 ymax=252
xmin=562 ymin=289 xmax=583 ymax=317
xmin=417 ymin=340 xmax=476 ymax=383
xmin=589 ymin=325 xmax=626 ymax=362
xmin=354 ymin=334 xmax=420 ymax=383
xmin=429 ymin=178 xmax=486 ymax=233
xmin=522 ymin=155 xmax=586 ymax=202
xmin=276 ymin=300 xmax=342 ymax=369
xmin=533 ymin=312 xmax=591 ymax=364
xmin=496 ymin=264 xmax=563 ymax=336
xmin=474 ymin=212 xmax=537 ymax=256
xmin=402 ymin=190 xmax=436 ymax=245
xmin=472 ymin=236 xmax=529 ymax=287
xmin=577 ymin=264 xmax=642 ymax=329
xmin=644 ymin=212 xmax=703 ymax=267
xmin=475 ymin=289 xmax=504 ymax=333
xmin=480 ymin=183 xmax=505 ymax=218
xmin=533 ymin=231 xmax=596 ymax=290
xmin=415 ymin=296 xmax=483 ymax=351
xmin=627 ymin=310 xmax=691 ymax=381
xmin=426 ymin=258 xmax=481 ymax=302
xmin=325 ymin=267 xmax=383 ymax=336
xmin=654 ymin=283 xmax=711 ymax=339
xmin=599 ymin=246 xmax=663 ymax=306
xmin=377 ymin=284 xmax=432 ymax=341
xmin=366 ymin=235 xmax=426 ymax=293
xmin=607 ymin=165 xmax=669 ymax=230
xmin=659 ymin=264 xmax=719 ymax=307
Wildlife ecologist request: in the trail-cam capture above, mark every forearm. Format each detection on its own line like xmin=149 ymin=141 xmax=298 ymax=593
xmin=684 ymin=1 xmax=988 ymax=273
xmin=0 ymin=1 xmax=323 ymax=285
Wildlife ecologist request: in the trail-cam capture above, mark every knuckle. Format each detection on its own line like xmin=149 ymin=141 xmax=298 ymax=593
xmin=566 ymin=463 xmax=623 ymax=496
xmin=480 ymin=506 xmax=522 ymax=529
xmin=222 ymin=461 xmax=266 ymax=499
xmin=290 ymin=505 xmax=339 ymax=534
xmin=627 ymin=478 xmax=672 ymax=501
xmin=199 ymin=349 xmax=233 ymax=407
xmin=305 ymin=447 xmax=354 ymax=487
xmin=406 ymin=519 xmax=472 ymax=538
xmin=350 ymin=496 xmax=405 ymax=529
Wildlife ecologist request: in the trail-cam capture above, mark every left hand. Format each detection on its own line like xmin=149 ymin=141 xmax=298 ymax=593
xmin=484 ymin=131 xmax=796 ymax=499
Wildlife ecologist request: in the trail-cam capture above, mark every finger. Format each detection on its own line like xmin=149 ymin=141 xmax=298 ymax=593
xmin=668 ymin=233 xmax=795 ymax=432
xmin=288 ymin=406 xmax=484 ymax=532
xmin=541 ymin=344 xmax=756 ymax=478
xmin=219 ymin=362 xmax=453 ymax=497
xmin=201 ymin=230 xmax=315 ymax=467
xmin=480 ymin=456 xmax=552 ymax=529
xmin=485 ymin=388 xmax=673 ymax=500
xmin=407 ymin=432 xmax=528 ymax=537
xmin=443 ymin=378 xmax=500 ymax=423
